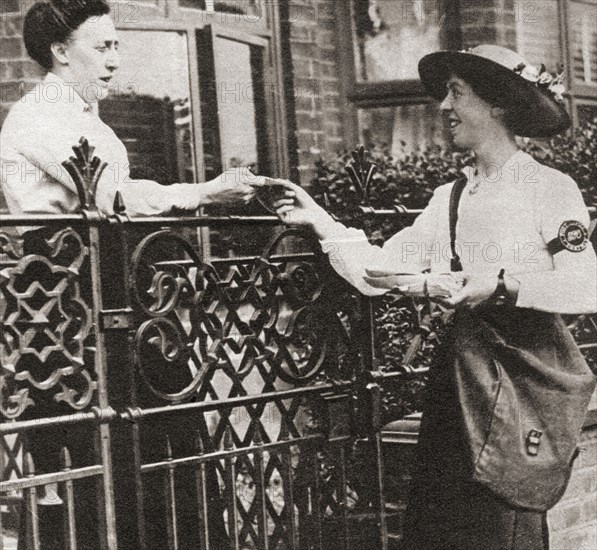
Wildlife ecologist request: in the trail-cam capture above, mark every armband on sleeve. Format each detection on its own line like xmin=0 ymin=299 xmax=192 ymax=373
xmin=546 ymin=220 xmax=589 ymax=255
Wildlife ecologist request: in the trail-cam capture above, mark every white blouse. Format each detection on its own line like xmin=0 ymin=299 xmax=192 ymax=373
xmin=1 ymin=73 xmax=206 ymax=218
xmin=320 ymin=151 xmax=596 ymax=314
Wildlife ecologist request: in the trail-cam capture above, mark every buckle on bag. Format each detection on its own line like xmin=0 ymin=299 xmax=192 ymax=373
xmin=526 ymin=430 xmax=543 ymax=456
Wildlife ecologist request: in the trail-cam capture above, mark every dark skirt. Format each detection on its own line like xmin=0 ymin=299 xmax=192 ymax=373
xmin=401 ymin=307 xmax=550 ymax=550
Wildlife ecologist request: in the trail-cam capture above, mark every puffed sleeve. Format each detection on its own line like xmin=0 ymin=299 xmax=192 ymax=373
xmin=512 ymin=172 xmax=596 ymax=314
xmin=319 ymin=184 xmax=448 ymax=296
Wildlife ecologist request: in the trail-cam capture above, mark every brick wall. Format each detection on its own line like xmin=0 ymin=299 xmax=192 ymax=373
xmin=549 ymin=424 xmax=597 ymax=550
xmin=285 ymin=0 xmax=347 ymax=185
xmin=0 ymin=4 xmax=43 ymax=128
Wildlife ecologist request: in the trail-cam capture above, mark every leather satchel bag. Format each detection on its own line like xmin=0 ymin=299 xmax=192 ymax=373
xmin=452 ymin=307 xmax=595 ymax=511
xmin=448 ymin=178 xmax=596 ymax=511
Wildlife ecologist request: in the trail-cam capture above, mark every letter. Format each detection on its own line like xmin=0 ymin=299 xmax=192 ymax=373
xmin=401 ymin=242 xmax=419 ymax=263
xmin=483 ymin=243 xmax=502 ymax=263
xmin=44 ymin=162 xmax=65 ymax=182
xmin=1 ymin=161 xmax=19 ymax=180
xmin=220 ymin=81 xmax=241 ymax=104
xmin=21 ymin=162 xmax=40 ymax=183
xmin=422 ymin=241 xmax=441 ymax=264
xmin=242 ymin=83 xmax=254 ymax=102
xmin=462 ymin=242 xmax=481 ymax=263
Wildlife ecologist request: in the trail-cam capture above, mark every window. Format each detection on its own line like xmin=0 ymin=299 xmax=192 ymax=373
xmin=354 ymin=0 xmax=447 ymax=82
xmin=564 ymin=0 xmax=596 ymax=126
xmin=569 ymin=0 xmax=597 ymax=90
xmin=348 ymin=0 xmax=460 ymax=155
xmin=357 ymin=103 xmax=447 ymax=155
xmin=196 ymin=26 xmax=276 ymax=257
xmin=196 ymin=29 xmax=271 ymax=180
xmin=346 ymin=0 xmax=597 ymax=156
xmin=99 ymin=30 xmax=197 ymax=185
xmin=179 ymin=0 xmax=269 ymax=31
xmin=515 ymin=0 xmax=562 ymax=70
xmin=515 ymin=0 xmax=597 ymax=94
xmin=102 ymin=1 xmax=287 ymax=258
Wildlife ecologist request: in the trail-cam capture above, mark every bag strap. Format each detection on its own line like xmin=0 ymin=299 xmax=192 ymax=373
xmin=449 ymin=174 xmax=468 ymax=272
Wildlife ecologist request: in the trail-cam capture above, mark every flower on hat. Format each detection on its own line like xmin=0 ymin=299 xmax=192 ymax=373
xmin=515 ymin=62 xmax=541 ymax=82
xmin=514 ymin=62 xmax=566 ymax=102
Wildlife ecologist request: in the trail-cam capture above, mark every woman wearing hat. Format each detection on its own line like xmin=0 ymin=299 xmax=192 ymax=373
xmin=267 ymin=45 xmax=596 ymax=549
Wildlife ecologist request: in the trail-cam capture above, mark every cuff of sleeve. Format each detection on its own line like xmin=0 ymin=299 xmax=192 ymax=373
xmin=510 ymin=272 xmax=540 ymax=309
xmin=511 ymin=271 xmax=597 ymax=313
xmin=319 ymin=224 xmax=368 ymax=245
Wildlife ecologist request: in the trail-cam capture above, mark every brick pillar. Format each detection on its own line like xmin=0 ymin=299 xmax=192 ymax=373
xmin=460 ymin=0 xmax=517 ymax=51
xmin=316 ymin=2 xmax=344 ymax=161
xmin=286 ymin=0 xmax=347 ymax=185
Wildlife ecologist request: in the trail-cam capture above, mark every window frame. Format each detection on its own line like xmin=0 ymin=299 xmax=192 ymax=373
xmin=340 ymin=0 xmax=597 ymax=147
xmin=197 ymin=23 xmax=275 ymax=176
xmin=110 ymin=0 xmax=290 ymax=258
xmin=343 ymin=1 xmax=462 ymax=104
xmin=560 ymin=0 xmax=597 ymax=126
xmin=337 ymin=0 xmax=462 ymax=148
xmin=178 ymin=0 xmax=272 ymax=33
xmin=113 ymin=0 xmax=289 ymax=183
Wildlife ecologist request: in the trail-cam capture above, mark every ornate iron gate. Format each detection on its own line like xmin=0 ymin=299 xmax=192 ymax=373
xmin=4 ymin=140 xmax=595 ymax=549
xmin=1 ymin=140 xmax=391 ymax=550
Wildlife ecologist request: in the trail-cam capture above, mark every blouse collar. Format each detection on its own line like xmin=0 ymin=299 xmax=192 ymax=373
xmin=43 ymin=72 xmax=98 ymax=115
xmin=461 ymin=149 xmax=534 ymax=185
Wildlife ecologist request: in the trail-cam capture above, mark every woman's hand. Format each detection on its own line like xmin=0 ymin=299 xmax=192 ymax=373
xmin=264 ymin=180 xmax=339 ymax=239
xmin=443 ymin=272 xmax=520 ymax=308
xmin=201 ymin=167 xmax=265 ymax=207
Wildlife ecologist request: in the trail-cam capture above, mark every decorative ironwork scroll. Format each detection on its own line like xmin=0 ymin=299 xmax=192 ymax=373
xmin=124 ymin=221 xmax=370 ymax=549
xmin=130 ymin=228 xmax=347 ymax=403
xmin=1 ymin=228 xmax=96 ymax=420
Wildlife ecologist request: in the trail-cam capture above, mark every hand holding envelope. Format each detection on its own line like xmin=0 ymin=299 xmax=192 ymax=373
xmin=254 ymin=181 xmax=290 ymax=213
xmin=363 ymin=269 xmax=465 ymax=298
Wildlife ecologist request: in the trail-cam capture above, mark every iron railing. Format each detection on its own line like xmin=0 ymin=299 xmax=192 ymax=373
xmin=0 ymin=204 xmax=403 ymax=549
xmin=2 ymin=141 xmax=596 ymax=550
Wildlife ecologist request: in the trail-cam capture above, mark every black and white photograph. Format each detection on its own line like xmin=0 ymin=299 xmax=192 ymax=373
xmin=1 ymin=1 xmax=596 ymax=549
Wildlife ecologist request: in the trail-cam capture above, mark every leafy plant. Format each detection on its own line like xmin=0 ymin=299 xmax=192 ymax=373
xmin=522 ymin=117 xmax=597 ymax=206
xmin=311 ymin=145 xmax=473 ymax=244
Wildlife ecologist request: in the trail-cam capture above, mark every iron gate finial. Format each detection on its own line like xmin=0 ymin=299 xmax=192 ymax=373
xmin=345 ymin=145 xmax=378 ymax=204
xmin=62 ymin=137 xmax=108 ymax=211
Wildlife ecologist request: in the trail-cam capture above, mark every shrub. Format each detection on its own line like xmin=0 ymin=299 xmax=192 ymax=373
xmin=523 ymin=117 xmax=597 ymax=206
xmin=310 ymin=146 xmax=473 ymax=244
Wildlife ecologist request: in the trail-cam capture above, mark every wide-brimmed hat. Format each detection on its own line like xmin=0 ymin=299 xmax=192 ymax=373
xmin=418 ymin=45 xmax=571 ymax=138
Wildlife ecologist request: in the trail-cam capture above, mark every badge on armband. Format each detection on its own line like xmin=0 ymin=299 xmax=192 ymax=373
xmin=547 ymin=220 xmax=589 ymax=254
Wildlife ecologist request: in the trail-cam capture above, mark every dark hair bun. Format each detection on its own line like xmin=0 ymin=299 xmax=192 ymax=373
xmin=24 ymin=0 xmax=111 ymax=70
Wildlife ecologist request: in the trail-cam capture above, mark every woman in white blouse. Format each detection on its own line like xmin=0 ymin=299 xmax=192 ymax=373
xmin=268 ymin=45 xmax=596 ymax=549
